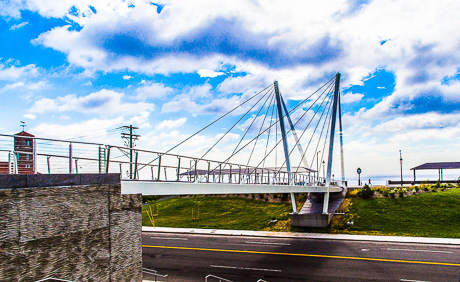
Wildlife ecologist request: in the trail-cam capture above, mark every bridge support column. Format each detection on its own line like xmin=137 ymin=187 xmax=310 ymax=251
xmin=323 ymin=73 xmax=341 ymax=214
xmin=274 ymin=80 xmax=297 ymax=213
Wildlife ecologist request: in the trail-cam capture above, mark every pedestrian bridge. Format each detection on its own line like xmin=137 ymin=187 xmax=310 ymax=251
xmin=0 ymin=73 xmax=346 ymax=224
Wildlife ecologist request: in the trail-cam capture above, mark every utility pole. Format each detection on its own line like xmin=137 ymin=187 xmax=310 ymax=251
xmin=399 ymin=150 xmax=403 ymax=187
xmin=121 ymin=125 xmax=140 ymax=179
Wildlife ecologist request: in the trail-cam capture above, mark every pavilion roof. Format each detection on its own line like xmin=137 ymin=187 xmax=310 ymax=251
xmin=410 ymin=162 xmax=460 ymax=170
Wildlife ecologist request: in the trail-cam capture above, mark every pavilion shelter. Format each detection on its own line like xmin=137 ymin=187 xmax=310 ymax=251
xmin=410 ymin=162 xmax=460 ymax=182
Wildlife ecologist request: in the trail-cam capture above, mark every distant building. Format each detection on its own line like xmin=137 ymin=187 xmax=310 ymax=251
xmin=0 ymin=131 xmax=36 ymax=174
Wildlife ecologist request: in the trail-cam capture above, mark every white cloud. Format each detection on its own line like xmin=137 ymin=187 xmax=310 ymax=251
xmin=31 ymin=117 xmax=124 ymax=142
xmin=373 ymin=113 xmax=460 ymax=134
xmin=23 ymin=113 xmax=36 ymax=120
xmin=1 ymin=82 xmax=25 ymax=91
xmin=162 ymin=95 xmax=198 ymax=114
xmin=122 ymin=75 xmax=133 ymax=80
xmin=341 ymin=92 xmax=364 ymax=104
xmin=197 ymin=69 xmax=224 ymax=78
xmin=156 ymin=117 xmax=187 ymax=129
xmin=1 ymin=80 xmax=49 ymax=92
xmin=0 ymin=63 xmax=38 ymax=80
xmin=10 ymin=21 xmax=29 ymax=30
xmin=135 ymin=82 xmax=173 ymax=100
xmin=29 ymin=89 xmax=154 ymax=115
xmin=27 ymin=80 xmax=49 ymax=91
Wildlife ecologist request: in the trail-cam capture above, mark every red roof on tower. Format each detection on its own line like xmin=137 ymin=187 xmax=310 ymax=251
xmin=15 ymin=131 xmax=35 ymax=137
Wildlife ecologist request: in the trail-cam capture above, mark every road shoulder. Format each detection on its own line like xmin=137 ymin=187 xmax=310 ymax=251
xmin=142 ymin=226 xmax=460 ymax=245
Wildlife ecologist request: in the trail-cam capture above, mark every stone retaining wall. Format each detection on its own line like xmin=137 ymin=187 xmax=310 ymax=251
xmin=0 ymin=174 xmax=142 ymax=281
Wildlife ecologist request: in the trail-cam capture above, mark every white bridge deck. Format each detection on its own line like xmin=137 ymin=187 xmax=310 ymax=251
xmin=121 ymin=180 xmax=343 ymax=196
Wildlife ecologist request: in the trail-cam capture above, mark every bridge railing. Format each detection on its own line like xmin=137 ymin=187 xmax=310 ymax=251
xmin=0 ymin=134 xmax=321 ymax=186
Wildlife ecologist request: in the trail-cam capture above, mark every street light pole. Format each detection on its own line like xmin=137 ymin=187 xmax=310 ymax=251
xmin=399 ymin=150 xmax=403 ymax=187
xmin=322 ymin=160 xmax=325 ymax=181
xmin=317 ymin=150 xmax=321 ymax=182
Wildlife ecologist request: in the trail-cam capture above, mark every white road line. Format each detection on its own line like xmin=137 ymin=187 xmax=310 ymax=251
xmin=150 ymin=237 xmax=188 ymax=240
xmin=210 ymin=265 xmax=281 ymax=272
xmin=245 ymin=241 xmax=291 ymax=246
xmin=387 ymin=248 xmax=453 ymax=254
xmin=400 ymin=279 xmax=431 ymax=282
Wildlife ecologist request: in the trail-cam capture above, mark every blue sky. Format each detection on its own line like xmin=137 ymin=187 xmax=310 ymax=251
xmin=1 ymin=0 xmax=460 ymax=183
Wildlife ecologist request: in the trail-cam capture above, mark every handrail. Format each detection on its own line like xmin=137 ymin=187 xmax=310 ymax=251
xmin=35 ymin=278 xmax=74 ymax=282
xmin=205 ymin=274 xmax=233 ymax=282
xmin=142 ymin=268 xmax=168 ymax=281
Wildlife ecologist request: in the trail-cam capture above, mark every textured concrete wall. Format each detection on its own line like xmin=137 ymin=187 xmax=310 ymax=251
xmin=0 ymin=176 xmax=142 ymax=282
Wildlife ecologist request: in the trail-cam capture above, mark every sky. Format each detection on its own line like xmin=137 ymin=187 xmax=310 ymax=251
xmin=1 ymin=0 xmax=460 ymax=183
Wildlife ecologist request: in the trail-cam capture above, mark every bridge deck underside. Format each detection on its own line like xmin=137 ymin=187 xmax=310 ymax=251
xmin=121 ymin=181 xmax=342 ymax=196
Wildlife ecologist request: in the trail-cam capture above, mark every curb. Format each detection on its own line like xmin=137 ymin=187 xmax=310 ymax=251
xmin=142 ymin=226 xmax=460 ymax=245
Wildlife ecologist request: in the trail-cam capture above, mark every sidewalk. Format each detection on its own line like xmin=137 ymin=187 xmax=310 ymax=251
xmin=142 ymin=226 xmax=460 ymax=245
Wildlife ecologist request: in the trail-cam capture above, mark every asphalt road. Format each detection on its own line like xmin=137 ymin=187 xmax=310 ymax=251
xmin=142 ymin=232 xmax=460 ymax=282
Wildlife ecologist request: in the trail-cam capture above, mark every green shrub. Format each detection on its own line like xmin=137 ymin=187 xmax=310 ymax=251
xmin=432 ymin=188 xmax=438 ymax=193
xmin=398 ymin=190 xmax=405 ymax=198
xmin=414 ymin=186 xmax=420 ymax=192
xmin=358 ymin=184 xmax=374 ymax=199
xmin=423 ymin=186 xmax=429 ymax=192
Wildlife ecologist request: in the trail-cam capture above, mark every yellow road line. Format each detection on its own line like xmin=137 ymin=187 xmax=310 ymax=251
xmin=142 ymin=245 xmax=460 ymax=267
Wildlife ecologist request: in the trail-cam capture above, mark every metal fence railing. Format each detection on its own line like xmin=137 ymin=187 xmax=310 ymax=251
xmin=0 ymin=133 xmax=326 ymax=186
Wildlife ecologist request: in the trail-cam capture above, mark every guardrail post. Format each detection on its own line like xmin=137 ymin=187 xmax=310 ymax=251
xmin=69 ymin=142 xmax=73 ymax=173
xmin=177 ymin=157 xmax=181 ymax=181
xmin=134 ymin=151 xmax=139 ymax=179
xmin=194 ymin=159 xmax=198 ymax=182
xmin=47 ymin=156 xmax=51 ymax=174
xmin=229 ymin=164 xmax=232 ymax=183
xmin=105 ymin=146 xmax=111 ymax=173
xmin=207 ymin=161 xmax=210 ymax=183
xmin=219 ymin=164 xmax=222 ymax=183
xmin=157 ymin=154 xmax=162 ymax=181
xmin=238 ymin=166 xmax=241 ymax=184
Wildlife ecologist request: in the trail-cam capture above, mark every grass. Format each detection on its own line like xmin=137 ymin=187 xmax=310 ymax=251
xmin=340 ymin=188 xmax=460 ymax=238
xmin=142 ymin=189 xmax=460 ymax=238
xmin=142 ymin=196 xmax=293 ymax=231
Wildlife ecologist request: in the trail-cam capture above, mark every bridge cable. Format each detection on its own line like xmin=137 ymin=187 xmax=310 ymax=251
xmin=246 ymin=94 xmax=276 ymax=167
xmin=259 ymin=82 xmax=335 ymax=175
xmin=200 ymin=86 xmax=274 ymax=160
xmin=224 ymin=89 xmax=275 ymax=163
xmin=307 ymin=94 xmax=334 ymax=177
xmin=273 ymin=83 xmax=336 ymax=176
xmin=262 ymin=101 xmax=277 ymax=168
xmin=252 ymin=79 xmax=335 ymax=172
xmin=293 ymin=90 xmax=333 ymax=176
xmin=200 ymin=76 xmax=336 ymax=176
xmin=318 ymin=106 xmax=334 ymax=181
xmin=138 ymin=84 xmax=273 ymax=171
